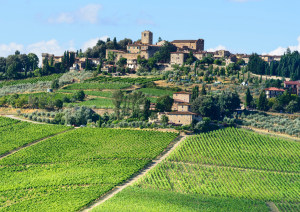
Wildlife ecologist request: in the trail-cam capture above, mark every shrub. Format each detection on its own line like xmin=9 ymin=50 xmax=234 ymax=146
xmin=37 ymin=117 xmax=42 ymax=122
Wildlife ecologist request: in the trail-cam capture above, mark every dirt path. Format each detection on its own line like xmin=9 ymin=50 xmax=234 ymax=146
xmin=80 ymin=135 xmax=187 ymax=212
xmin=266 ymin=202 xmax=280 ymax=212
xmin=4 ymin=115 xmax=45 ymax=124
xmin=0 ymin=128 xmax=74 ymax=160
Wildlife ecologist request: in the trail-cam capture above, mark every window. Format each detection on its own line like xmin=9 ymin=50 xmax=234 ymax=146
xmin=144 ymin=33 xmax=146 ymax=36
xmin=179 ymin=120 xmax=180 ymax=123
xmin=137 ymin=47 xmax=139 ymax=49
xmin=128 ymin=47 xmax=130 ymax=49
xmin=133 ymin=47 xmax=135 ymax=49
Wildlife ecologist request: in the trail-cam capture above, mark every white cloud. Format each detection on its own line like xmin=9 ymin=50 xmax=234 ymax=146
xmin=263 ymin=36 xmax=300 ymax=56
xmin=0 ymin=42 xmax=24 ymax=57
xmin=206 ymin=45 xmax=227 ymax=52
xmin=81 ymin=36 xmax=109 ymax=52
xmin=47 ymin=4 xmax=102 ymax=24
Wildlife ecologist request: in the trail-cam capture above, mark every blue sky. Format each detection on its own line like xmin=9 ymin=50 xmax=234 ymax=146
xmin=0 ymin=0 xmax=300 ymax=62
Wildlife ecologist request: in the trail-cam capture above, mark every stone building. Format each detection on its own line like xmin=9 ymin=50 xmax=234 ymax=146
xmin=260 ymin=55 xmax=281 ymax=63
xmin=284 ymin=81 xmax=300 ymax=95
xmin=170 ymin=52 xmax=189 ymax=65
xmin=106 ymin=30 xmax=161 ymax=63
xmin=155 ymin=111 xmax=202 ymax=125
xmin=171 ymin=39 xmax=204 ymax=52
xmin=264 ymin=87 xmax=285 ymax=98
xmin=173 ymin=91 xmax=192 ymax=104
xmin=141 ymin=30 xmax=153 ymax=45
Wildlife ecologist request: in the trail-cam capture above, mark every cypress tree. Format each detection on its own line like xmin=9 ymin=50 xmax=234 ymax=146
xmin=98 ymin=116 xmax=102 ymax=128
xmin=257 ymin=90 xmax=268 ymax=111
xmin=200 ymin=84 xmax=206 ymax=96
xmin=245 ymin=88 xmax=253 ymax=107
xmin=191 ymin=85 xmax=199 ymax=101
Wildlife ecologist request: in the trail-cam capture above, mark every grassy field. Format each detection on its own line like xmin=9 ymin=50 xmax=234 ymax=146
xmin=0 ymin=117 xmax=71 ymax=156
xmin=64 ymin=83 xmax=131 ymax=90
xmin=67 ymin=98 xmax=114 ymax=108
xmin=0 ymin=128 xmax=178 ymax=211
xmin=94 ymin=128 xmax=300 ymax=211
xmin=57 ymin=89 xmax=113 ymax=98
xmin=139 ymin=88 xmax=174 ymax=97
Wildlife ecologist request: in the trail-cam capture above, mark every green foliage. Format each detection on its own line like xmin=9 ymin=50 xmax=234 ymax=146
xmin=95 ymin=187 xmax=269 ymax=212
xmin=200 ymin=84 xmax=206 ymax=96
xmin=134 ymin=128 xmax=300 ymax=203
xmin=85 ymin=76 xmax=161 ymax=84
xmin=64 ymin=83 xmax=131 ymax=90
xmin=286 ymin=100 xmax=298 ymax=113
xmin=0 ymin=74 xmax=63 ymax=88
xmin=0 ymin=128 xmax=177 ymax=211
xmin=257 ymin=91 xmax=268 ymax=111
xmin=76 ymin=90 xmax=85 ymax=101
xmin=155 ymin=95 xmax=174 ymax=112
xmin=0 ymin=117 xmax=70 ymax=156
xmin=139 ymin=88 xmax=173 ymax=97
xmin=245 ymin=88 xmax=253 ymax=107
xmin=191 ymin=85 xmax=199 ymax=101
xmin=192 ymin=96 xmax=220 ymax=119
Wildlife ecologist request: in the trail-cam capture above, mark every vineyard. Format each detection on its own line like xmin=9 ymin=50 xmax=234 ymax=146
xmin=84 ymin=76 xmax=162 ymax=84
xmin=0 ymin=117 xmax=71 ymax=156
xmin=138 ymin=88 xmax=174 ymax=97
xmin=0 ymin=128 xmax=178 ymax=211
xmin=95 ymin=128 xmax=300 ymax=211
xmin=66 ymin=98 xmax=114 ymax=108
xmin=0 ymin=74 xmax=63 ymax=88
xmin=94 ymin=186 xmax=269 ymax=212
xmin=63 ymin=82 xmax=131 ymax=90
xmin=57 ymin=89 xmax=113 ymax=98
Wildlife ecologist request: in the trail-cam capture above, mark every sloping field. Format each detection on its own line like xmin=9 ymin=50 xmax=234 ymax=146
xmin=0 ymin=116 xmax=71 ymax=156
xmin=0 ymin=128 xmax=178 ymax=211
xmin=95 ymin=128 xmax=300 ymax=211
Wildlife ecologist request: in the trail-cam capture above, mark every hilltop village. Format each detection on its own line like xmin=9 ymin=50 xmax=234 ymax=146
xmin=1 ymin=30 xmax=300 ymax=212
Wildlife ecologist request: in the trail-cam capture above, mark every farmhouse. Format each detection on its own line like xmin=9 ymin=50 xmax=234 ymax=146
xmin=263 ymin=87 xmax=285 ymax=98
xmin=284 ymin=81 xmax=300 ymax=95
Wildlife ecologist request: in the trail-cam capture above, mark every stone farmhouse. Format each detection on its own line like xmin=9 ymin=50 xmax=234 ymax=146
xmin=150 ymin=91 xmax=202 ymax=126
xmin=264 ymin=87 xmax=285 ymax=98
xmin=284 ymin=81 xmax=300 ymax=95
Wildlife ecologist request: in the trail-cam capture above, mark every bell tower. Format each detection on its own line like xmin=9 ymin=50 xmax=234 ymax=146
xmin=141 ymin=30 xmax=153 ymax=45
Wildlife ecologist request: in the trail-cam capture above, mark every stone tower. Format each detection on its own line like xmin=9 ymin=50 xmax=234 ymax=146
xmin=141 ymin=30 xmax=153 ymax=45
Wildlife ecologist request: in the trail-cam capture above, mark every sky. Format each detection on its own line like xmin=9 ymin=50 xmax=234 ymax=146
xmin=0 ymin=0 xmax=300 ymax=63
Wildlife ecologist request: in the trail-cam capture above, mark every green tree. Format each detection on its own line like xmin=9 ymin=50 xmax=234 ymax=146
xmin=51 ymin=79 xmax=59 ymax=90
xmin=191 ymin=96 xmax=220 ymax=120
xmin=155 ymin=95 xmax=174 ymax=112
xmin=76 ymin=90 xmax=85 ymax=101
xmin=0 ymin=96 xmax=7 ymax=106
xmin=113 ymin=37 xmax=117 ymax=49
xmin=245 ymin=88 xmax=253 ymax=107
xmin=112 ymin=90 xmax=124 ymax=119
xmin=98 ymin=116 xmax=102 ymax=127
xmin=191 ymin=85 xmax=199 ymax=101
xmin=117 ymin=57 xmax=127 ymax=67
xmin=200 ymin=84 xmax=206 ymax=96
xmin=55 ymin=99 xmax=63 ymax=109
xmin=286 ymin=100 xmax=298 ymax=113
xmin=143 ymin=99 xmax=151 ymax=120
xmin=161 ymin=114 xmax=169 ymax=124
xmin=257 ymin=91 xmax=268 ymax=111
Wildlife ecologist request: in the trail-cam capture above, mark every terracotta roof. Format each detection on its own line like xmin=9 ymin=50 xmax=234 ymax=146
xmin=167 ymin=111 xmax=198 ymax=115
xmin=173 ymin=91 xmax=191 ymax=94
xmin=284 ymin=81 xmax=300 ymax=85
xmin=171 ymin=39 xmax=203 ymax=43
xmin=263 ymin=87 xmax=285 ymax=91
xmin=170 ymin=52 xmax=188 ymax=54
xmin=178 ymin=103 xmax=191 ymax=106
